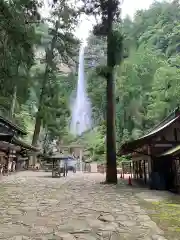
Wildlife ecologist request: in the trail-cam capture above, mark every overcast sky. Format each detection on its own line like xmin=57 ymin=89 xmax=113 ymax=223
xmin=41 ymin=0 xmax=159 ymax=41
xmin=76 ymin=0 xmax=156 ymax=41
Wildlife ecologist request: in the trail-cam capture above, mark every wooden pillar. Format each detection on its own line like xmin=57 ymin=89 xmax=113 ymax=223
xmin=122 ymin=162 xmax=124 ymax=179
xmin=136 ymin=161 xmax=138 ymax=179
xmin=7 ymin=148 xmax=10 ymax=175
xmin=135 ymin=161 xmax=138 ymax=179
xmin=174 ymin=158 xmax=177 ymax=190
xmin=139 ymin=160 xmax=142 ymax=178
xmin=147 ymin=145 xmax=152 ymax=179
xmin=144 ymin=160 xmax=147 ymax=184
xmin=132 ymin=161 xmax=134 ymax=178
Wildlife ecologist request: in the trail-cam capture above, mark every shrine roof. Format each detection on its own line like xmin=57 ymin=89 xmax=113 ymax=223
xmin=160 ymin=144 xmax=180 ymax=157
xmin=118 ymin=107 xmax=180 ymax=156
xmin=0 ymin=133 xmax=13 ymax=142
xmin=12 ymin=137 xmax=39 ymax=152
xmin=0 ymin=115 xmax=27 ymax=135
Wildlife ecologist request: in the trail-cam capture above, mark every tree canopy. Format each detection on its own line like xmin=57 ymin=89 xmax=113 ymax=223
xmin=1 ymin=0 xmax=180 ymax=163
xmin=79 ymin=0 xmax=180 ymax=163
xmin=0 ymin=0 xmax=79 ymax=151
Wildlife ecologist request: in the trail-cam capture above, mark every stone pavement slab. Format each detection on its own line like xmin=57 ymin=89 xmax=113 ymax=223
xmin=0 ymin=171 xmax=166 ymax=239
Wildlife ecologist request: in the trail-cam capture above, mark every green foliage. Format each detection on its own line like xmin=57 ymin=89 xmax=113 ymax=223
xmin=2 ymin=0 xmax=180 ymax=163
xmin=0 ymin=0 xmax=40 ymax=126
xmin=0 ymin=0 xmax=39 ymax=100
xmin=76 ymin=122 xmax=106 ymax=163
xmin=0 ymin=0 xmax=79 ymax=149
xmin=31 ymin=0 xmax=80 ymax=147
xmin=79 ymin=0 xmax=180 ymax=163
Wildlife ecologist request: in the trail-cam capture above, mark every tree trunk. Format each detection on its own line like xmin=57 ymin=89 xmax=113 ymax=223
xmin=32 ymin=21 xmax=59 ymax=147
xmin=32 ymin=108 xmax=42 ymax=146
xmin=9 ymin=85 xmax=17 ymax=118
xmin=105 ymin=0 xmax=117 ymax=184
xmin=9 ymin=64 xmax=19 ymax=118
xmin=32 ymin=66 xmax=48 ymax=146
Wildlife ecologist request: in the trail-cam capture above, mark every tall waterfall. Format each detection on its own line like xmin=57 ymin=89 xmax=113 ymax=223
xmin=70 ymin=45 xmax=92 ymax=136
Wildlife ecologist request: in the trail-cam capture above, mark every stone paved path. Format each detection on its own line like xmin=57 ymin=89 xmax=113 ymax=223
xmin=0 ymin=171 xmax=166 ymax=240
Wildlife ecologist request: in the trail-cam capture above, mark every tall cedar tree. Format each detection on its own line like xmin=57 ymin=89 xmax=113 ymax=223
xmin=32 ymin=0 xmax=79 ymax=146
xmin=82 ymin=0 xmax=123 ymax=183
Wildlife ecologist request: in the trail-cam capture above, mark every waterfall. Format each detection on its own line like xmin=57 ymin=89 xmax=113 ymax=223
xmin=70 ymin=45 xmax=92 ymax=136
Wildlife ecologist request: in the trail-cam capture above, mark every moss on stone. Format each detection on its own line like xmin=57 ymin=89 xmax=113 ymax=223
xmin=140 ymin=200 xmax=180 ymax=239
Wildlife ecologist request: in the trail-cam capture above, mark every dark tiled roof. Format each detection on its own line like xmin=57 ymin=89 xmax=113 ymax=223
xmin=0 ymin=133 xmax=13 ymax=142
xmin=0 ymin=141 xmax=20 ymax=152
xmin=12 ymin=137 xmax=39 ymax=152
xmin=160 ymin=145 xmax=180 ymax=157
xmin=149 ymin=107 xmax=178 ymax=132
xmin=119 ymin=107 xmax=180 ymax=156
xmin=0 ymin=116 xmax=27 ymax=135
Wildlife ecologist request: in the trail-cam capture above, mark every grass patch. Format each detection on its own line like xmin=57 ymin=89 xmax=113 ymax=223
xmin=141 ymin=199 xmax=180 ymax=239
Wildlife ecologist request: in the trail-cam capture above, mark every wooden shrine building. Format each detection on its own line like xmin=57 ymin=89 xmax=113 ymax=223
xmin=0 ymin=115 xmax=39 ymax=172
xmin=118 ymin=107 xmax=180 ymax=192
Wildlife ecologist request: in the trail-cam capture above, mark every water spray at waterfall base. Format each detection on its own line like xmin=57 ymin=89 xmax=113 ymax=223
xmin=70 ymin=45 xmax=92 ymax=136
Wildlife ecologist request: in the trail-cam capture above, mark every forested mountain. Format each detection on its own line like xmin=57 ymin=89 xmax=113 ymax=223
xmin=81 ymin=0 xmax=180 ymax=162
xmin=1 ymin=0 xmax=179 ymax=161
